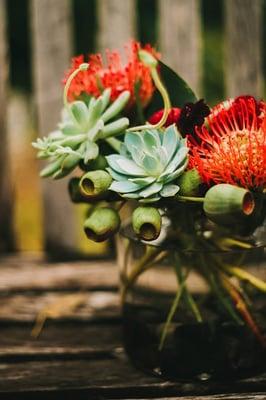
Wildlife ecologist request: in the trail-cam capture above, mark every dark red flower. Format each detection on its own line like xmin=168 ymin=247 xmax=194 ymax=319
xmin=64 ymin=40 xmax=159 ymax=107
xmin=148 ymin=107 xmax=181 ymax=127
xmin=188 ymin=96 xmax=266 ymax=191
xmin=148 ymin=100 xmax=210 ymax=135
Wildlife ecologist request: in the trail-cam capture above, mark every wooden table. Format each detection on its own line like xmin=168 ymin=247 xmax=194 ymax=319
xmin=0 ymin=254 xmax=265 ymax=399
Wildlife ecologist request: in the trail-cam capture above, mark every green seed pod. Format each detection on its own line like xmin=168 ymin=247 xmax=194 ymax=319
xmin=68 ymin=178 xmax=87 ymax=203
xmin=203 ymin=184 xmax=255 ymax=226
xmin=177 ymin=169 xmax=202 ymax=196
xmin=84 ymin=207 xmax=121 ymax=242
xmin=79 ymin=170 xmax=112 ymax=198
xmin=132 ymin=206 xmax=162 ymax=241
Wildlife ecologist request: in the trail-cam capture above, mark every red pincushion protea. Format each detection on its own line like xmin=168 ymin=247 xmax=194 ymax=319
xmin=189 ymin=96 xmax=266 ymax=191
xmin=64 ymin=41 xmax=158 ymax=107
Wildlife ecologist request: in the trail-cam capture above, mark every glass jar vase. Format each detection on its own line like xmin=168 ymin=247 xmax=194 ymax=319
xmin=117 ymin=218 xmax=266 ymax=382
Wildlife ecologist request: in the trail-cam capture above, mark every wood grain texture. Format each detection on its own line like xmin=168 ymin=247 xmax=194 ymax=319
xmin=31 ymin=0 xmax=77 ymax=255
xmin=97 ymin=0 xmax=136 ymax=53
xmin=0 ymin=255 xmax=118 ymax=292
xmin=159 ymin=0 xmax=202 ymax=95
xmin=0 ymin=257 xmax=265 ymax=398
xmin=225 ymin=0 xmax=263 ymax=98
xmin=0 ymin=0 xmax=14 ymax=252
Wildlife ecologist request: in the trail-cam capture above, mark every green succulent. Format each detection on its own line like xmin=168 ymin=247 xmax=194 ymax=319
xmin=32 ymin=89 xmax=130 ymax=179
xmin=106 ymin=125 xmax=189 ymax=202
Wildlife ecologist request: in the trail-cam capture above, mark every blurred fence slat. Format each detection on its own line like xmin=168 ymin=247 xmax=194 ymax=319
xmin=0 ymin=0 xmax=14 ymax=252
xmin=159 ymin=0 xmax=202 ymax=95
xmin=97 ymin=0 xmax=136 ymax=53
xmin=225 ymin=0 xmax=263 ymax=98
xmin=31 ymin=0 xmax=77 ymax=255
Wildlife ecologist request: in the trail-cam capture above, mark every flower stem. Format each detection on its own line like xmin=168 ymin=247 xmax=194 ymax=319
xmin=63 ymin=63 xmax=89 ymax=108
xmin=177 ymin=195 xmax=205 ymax=203
xmin=127 ymin=58 xmax=171 ymax=132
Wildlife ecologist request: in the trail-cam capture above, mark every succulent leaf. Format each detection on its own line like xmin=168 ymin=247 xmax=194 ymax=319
xmin=32 ymin=89 xmax=130 ymax=179
xmin=107 ymin=124 xmax=189 ymax=202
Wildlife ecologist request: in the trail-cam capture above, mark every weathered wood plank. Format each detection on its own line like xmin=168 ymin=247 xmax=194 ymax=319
xmin=0 ymin=256 xmax=118 ymax=292
xmin=0 ymin=357 xmax=265 ymax=398
xmin=31 ymin=0 xmax=77 ymax=255
xmin=225 ymin=0 xmax=263 ymax=98
xmin=0 ymin=0 xmax=14 ymax=252
xmin=128 ymin=395 xmax=266 ymax=400
xmin=0 ymin=291 xmax=119 ymax=322
xmin=0 ymin=323 xmax=122 ymax=360
xmin=97 ymin=0 xmax=136 ymax=53
xmin=159 ymin=0 xmax=202 ymax=95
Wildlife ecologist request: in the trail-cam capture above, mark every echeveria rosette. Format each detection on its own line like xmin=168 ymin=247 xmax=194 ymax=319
xmin=106 ymin=124 xmax=189 ymax=203
xmin=32 ymin=88 xmax=130 ymax=179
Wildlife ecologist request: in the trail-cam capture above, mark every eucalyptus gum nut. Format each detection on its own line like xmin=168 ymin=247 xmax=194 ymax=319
xmin=83 ymin=207 xmax=121 ymax=242
xmin=79 ymin=170 xmax=112 ymax=198
xmin=177 ymin=169 xmax=202 ymax=196
xmin=132 ymin=206 xmax=162 ymax=241
xmin=68 ymin=177 xmax=93 ymax=203
xmin=203 ymin=184 xmax=255 ymax=226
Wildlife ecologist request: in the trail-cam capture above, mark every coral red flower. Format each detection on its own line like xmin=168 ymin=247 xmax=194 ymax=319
xmin=189 ymin=96 xmax=266 ymax=191
xmin=64 ymin=41 xmax=159 ymax=107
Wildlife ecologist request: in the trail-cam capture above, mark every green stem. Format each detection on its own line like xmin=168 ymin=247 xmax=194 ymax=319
xmin=176 ymin=195 xmax=205 ymax=203
xmin=127 ymin=66 xmax=171 ymax=132
xmin=174 ymin=254 xmax=202 ymax=323
xmin=199 ymin=254 xmax=243 ymax=325
xmin=105 ymin=137 xmax=122 ymax=153
xmin=159 ymin=279 xmax=186 ymax=351
xmin=63 ymin=63 xmax=89 ymax=108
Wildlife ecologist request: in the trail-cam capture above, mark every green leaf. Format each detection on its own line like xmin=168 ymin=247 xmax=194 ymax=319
xmin=109 ymin=180 xmax=142 ymax=193
xmin=163 ymin=125 xmax=178 ymax=162
xmin=139 ymin=182 xmax=163 ymax=198
xmin=145 ymin=60 xmax=197 ymax=117
xmin=70 ymin=101 xmax=89 ymax=129
xmin=160 ymin=184 xmax=180 ymax=197
xmin=84 ymin=141 xmax=99 ymax=163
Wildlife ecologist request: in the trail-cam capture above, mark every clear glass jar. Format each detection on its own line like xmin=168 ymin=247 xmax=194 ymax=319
xmin=117 ymin=215 xmax=266 ymax=382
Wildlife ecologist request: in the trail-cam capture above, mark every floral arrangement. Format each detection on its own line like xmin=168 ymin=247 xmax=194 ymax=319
xmin=33 ymin=40 xmax=266 ymax=350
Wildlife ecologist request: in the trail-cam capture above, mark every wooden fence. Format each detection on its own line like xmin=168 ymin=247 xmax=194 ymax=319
xmin=0 ymin=0 xmax=264 ymax=255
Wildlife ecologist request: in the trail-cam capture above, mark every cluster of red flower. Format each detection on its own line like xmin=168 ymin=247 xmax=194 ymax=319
xmin=64 ymin=40 xmax=158 ymax=107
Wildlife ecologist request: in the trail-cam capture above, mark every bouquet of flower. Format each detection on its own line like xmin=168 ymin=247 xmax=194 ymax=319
xmin=33 ymin=40 xmax=266 ymax=353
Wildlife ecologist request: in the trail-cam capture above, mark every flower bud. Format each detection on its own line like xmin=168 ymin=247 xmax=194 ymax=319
xmin=79 ymin=170 xmax=112 ymax=198
xmin=138 ymin=50 xmax=158 ymax=68
xmin=84 ymin=207 xmax=121 ymax=242
xmin=177 ymin=169 xmax=202 ymax=196
xmin=203 ymin=184 xmax=255 ymax=226
xmin=132 ymin=206 xmax=162 ymax=241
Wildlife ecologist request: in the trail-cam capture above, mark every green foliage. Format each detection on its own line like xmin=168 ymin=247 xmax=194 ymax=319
xmin=107 ymin=125 xmax=188 ymax=202
xmin=146 ymin=61 xmax=198 ymax=118
xmin=32 ymin=89 xmax=130 ymax=179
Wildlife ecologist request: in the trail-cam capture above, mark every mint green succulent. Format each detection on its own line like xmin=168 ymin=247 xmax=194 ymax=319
xmin=106 ymin=125 xmax=189 ymax=202
xmin=32 ymin=89 xmax=130 ymax=179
